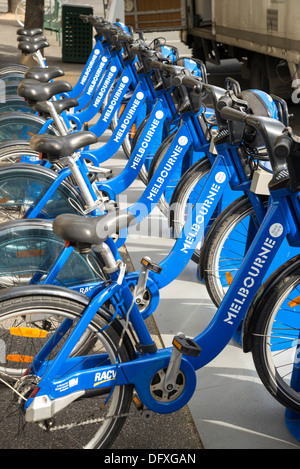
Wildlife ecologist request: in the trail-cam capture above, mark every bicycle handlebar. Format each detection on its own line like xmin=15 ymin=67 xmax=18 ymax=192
xmin=112 ymin=33 xmax=134 ymax=44
xmin=274 ymin=133 xmax=293 ymax=158
xmin=172 ymin=73 xmax=202 ymax=90
xmin=220 ymin=106 xmax=288 ymax=181
xmin=219 ymin=106 xmax=247 ymax=122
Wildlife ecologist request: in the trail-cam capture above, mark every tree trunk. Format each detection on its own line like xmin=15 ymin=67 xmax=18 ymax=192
xmin=8 ymin=0 xmax=20 ymax=13
xmin=20 ymin=0 xmax=45 ymax=66
xmin=24 ymin=0 xmax=44 ymax=29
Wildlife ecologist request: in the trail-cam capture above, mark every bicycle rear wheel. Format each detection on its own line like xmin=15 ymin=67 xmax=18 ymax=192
xmin=0 ymin=112 xmax=59 ymax=143
xmin=0 ymin=142 xmax=38 ymax=166
xmin=0 ymin=293 xmax=134 ymax=448
xmin=0 ymin=163 xmax=84 ymax=223
xmin=0 ymin=219 xmax=103 ymax=289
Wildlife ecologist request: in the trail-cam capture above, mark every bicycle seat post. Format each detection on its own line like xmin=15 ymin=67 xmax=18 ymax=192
xmin=32 ymin=50 xmax=46 ymax=68
xmin=66 ymin=152 xmax=97 ymax=210
xmin=46 ymin=101 xmax=69 ymax=135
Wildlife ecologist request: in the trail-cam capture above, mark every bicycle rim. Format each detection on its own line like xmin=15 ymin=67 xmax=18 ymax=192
xmin=252 ymin=275 xmax=300 ymax=414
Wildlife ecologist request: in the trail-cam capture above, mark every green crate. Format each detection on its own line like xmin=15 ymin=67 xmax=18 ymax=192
xmin=62 ymin=3 xmax=93 ymax=63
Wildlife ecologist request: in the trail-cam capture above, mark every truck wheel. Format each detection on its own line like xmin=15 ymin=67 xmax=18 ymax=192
xmin=250 ymin=53 xmax=270 ymax=92
xmin=192 ymin=37 xmax=206 ymax=62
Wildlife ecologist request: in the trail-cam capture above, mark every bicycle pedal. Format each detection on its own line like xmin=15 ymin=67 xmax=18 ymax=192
xmin=133 ymin=394 xmax=143 ymax=411
xmin=141 ymin=257 xmax=162 ymax=274
xmin=172 ymin=334 xmax=201 ymax=357
xmin=105 ymin=169 xmax=115 ymax=180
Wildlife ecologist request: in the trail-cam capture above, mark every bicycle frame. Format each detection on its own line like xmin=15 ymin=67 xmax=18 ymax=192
xmin=30 ymin=109 xmax=274 ymax=293
xmin=24 ymin=122 xmax=299 ymax=422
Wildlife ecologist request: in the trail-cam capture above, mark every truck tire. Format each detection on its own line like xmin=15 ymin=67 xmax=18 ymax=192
xmin=192 ymin=37 xmax=206 ymax=62
xmin=250 ymin=53 xmax=270 ymax=92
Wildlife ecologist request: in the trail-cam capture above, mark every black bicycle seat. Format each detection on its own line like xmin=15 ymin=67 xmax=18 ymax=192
xmin=25 ymin=65 xmax=65 ymax=82
xmin=17 ymin=28 xmax=43 ymax=36
xmin=33 ymin=97 xmax=78 ymax=115
xmin=17 ymin=34 xmax=47 ymax=43
xmin=30 ymin=130 xmax=98 ymax=157
xmin=18 ymin=40 xmax=49 ymax=54
xmin=18 ymin=79 xmax=72 ymax=102
xmin=53 ymin=210 xmax=136 ymax=246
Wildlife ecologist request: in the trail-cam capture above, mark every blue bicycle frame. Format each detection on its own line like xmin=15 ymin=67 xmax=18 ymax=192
xmin=23 ymin=114 xmax=300 ymax=420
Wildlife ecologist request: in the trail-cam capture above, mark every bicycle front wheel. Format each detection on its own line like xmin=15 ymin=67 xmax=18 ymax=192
xmin=0 ymin=294 xmax=134 ymax=448
xmin=200 ymin=195 xmax=269 ymax=307
xmin=251 ymin=255 xmax=300 ymax=414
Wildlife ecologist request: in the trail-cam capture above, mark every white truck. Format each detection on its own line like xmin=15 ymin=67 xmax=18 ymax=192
xmin=124 ymin=0 xmax=300 ymax=98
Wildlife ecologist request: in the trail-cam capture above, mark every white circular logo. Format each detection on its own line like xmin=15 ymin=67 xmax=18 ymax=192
xmin=155 ymin=110 xmax=164 ymax=120
xmin=178 ymin=136 xmax=188 ymax=146
xmin=269 ymin=223 xmax=283 ymax=238
xmin=111 ymin=66 xmax=117 ymax=73
xmin=95 ymin=49 xmax=100 ymax=55
xmin=102 ymin=56 xmax=108 ymax=62
xmin=137 ymin=92 xmax=144 ymax=100
xmin=215 ymin=172 xmax=226 ymax=183
xmin=122 ymin=76 xmax=129 ymax=83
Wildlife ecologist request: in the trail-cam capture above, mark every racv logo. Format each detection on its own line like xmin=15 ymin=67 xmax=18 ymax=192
xmin=94 ymin=370 xmax=117 ymax=387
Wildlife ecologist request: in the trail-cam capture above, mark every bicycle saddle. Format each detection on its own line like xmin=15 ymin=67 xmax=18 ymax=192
xmin=53 ymin=210 xmax=136 ymax=246
xmin=18 ymin=79 xmax=72 ymax=102
xmin=17 ymin=34 xmax=47 ymax=43
xmin=30 ymin=130 xmax=98 ymax=157
xmin=18 ymin=40 xmax=49 ymax=54
xmin=17 ymin=28 xmax=43 ymax=36
xmin=25 ymin=65 xmax=65 ymax=82
xmin=33 ymin=97 xmax=79 ymax=115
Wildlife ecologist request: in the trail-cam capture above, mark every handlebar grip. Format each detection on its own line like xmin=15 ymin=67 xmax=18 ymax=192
xmin=274 ymin=133 xmax=293 ymax=158
xmin=112 ymin=33 xmax=134 ymax=44
xmin=79 ymin=14 xmax=90 ymax=23
xmin=172 ymin=74 xmax=201 ymax=89
xmin=220 ymin=106 xmax=247 ymax=122
xmin=217 ymin=95 xmax=233 ymax=111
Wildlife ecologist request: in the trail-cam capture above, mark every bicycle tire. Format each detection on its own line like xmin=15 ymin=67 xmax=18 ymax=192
xmin=0 ymin=218 xmax=102 ymax=289
xmin=0 ymin=112 xmax=59 ymax=143
xmin=0 ymin=64 xmax=27 ymax=76
xmin=0 ymin=163 xmax=85 ymax=222
xmin=0 ymin=292 xmax=134 ymax=448
xmin=169 ymin=157 xmax=212 ymax=262
xmin=250 ymin=254 xmax=300 ymax=414
xmin=199 ymin=195 xmax=269 ymax=307
xmin=0 ymin=141 xmax=39 ymax=166
xmin=15 ymin=0 xmax=26 ymax=27
xmin=0 ymin=98 xmax=34 ymax=115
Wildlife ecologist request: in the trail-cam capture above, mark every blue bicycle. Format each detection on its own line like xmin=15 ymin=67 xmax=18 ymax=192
xmin=0 ymin=71 xmax=285 ymax=296
xmin=0 ymin=105 xmax=299 ymax=448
